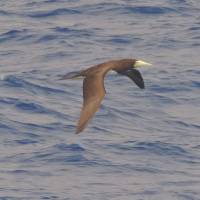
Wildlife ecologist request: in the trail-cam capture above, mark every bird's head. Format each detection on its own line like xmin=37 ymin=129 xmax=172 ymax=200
xmin=133 ymin=60 xmax=152 ymax=68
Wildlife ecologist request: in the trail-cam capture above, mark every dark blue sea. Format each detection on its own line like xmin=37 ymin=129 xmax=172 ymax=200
xmin=0 ymin=0 xmax=200 ymax=199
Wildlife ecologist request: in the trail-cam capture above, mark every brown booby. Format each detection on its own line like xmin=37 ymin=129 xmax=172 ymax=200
xmin=60 ymin=59 xmax=152 ymax=134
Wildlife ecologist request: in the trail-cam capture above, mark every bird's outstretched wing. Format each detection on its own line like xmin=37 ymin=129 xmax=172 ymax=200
xmin=76 ymin=74 xmax=105 ymax=134
xmin=120 ymin=68 xmax=145 ymax=89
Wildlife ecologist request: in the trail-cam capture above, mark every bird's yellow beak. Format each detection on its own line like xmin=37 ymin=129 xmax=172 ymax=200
xmin=134 ymin=60 xmax=152 ymax=68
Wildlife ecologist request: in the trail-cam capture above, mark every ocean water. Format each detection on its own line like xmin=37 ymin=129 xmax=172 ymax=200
xmin=0 ymin=0 xmax=200 ymax=199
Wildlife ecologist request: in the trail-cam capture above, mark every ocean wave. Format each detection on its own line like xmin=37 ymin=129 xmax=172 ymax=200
xmin=54 ymin=143 xmax=85 ymax=152
xmin=74 ymin=3 xmax=176 ymax=15
xmin=28 ymin=8 xmax=81 ymax=18
xmin=0 ymin=29 xmax=29 ymax=43
xmin=110 ymin=141 xmax=190 ymax=157
xmin=4 ymin=75 xmax=66 ymax=94
xmin=53 ymin=26 xmax=95 ymax=37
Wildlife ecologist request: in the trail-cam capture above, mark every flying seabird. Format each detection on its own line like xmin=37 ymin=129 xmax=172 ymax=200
xmin=60 ymin=59 xmax=152 ymax=134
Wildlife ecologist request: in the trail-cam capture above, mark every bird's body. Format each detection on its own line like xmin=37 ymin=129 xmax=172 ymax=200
xmin=60 ymin=59 xmax=152 ymax=134
xmin=81 ymin=59 xmax=134 ymax=75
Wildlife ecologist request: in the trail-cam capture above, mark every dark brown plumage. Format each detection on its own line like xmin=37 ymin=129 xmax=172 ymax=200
xmin=60 ymin=59 xmax=152 ymax=134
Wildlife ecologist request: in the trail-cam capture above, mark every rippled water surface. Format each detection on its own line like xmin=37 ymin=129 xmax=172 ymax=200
xmin=0 ymin=0 xmax=200 ymax=199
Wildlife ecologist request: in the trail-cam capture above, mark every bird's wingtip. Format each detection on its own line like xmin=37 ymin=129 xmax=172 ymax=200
xmin=75 ymin=130 xmax=81 ymax=134
xmin=75 ymin=125 xmax=84 ymax=134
